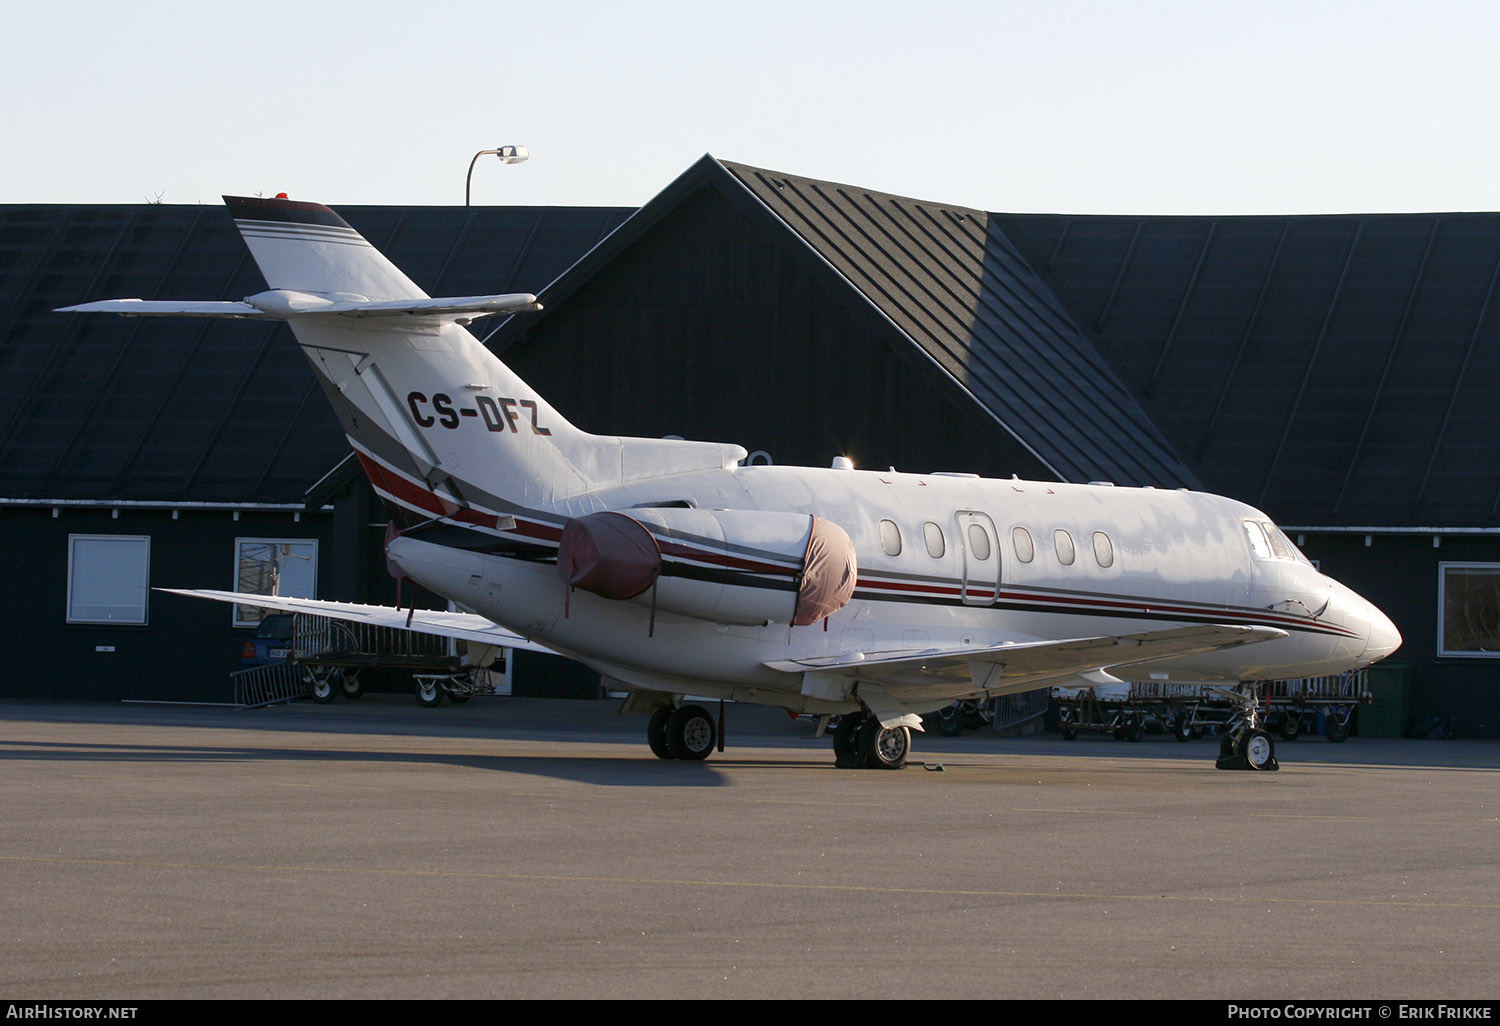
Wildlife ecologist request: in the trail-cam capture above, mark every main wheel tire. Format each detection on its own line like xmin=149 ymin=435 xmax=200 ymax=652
xmin=665 ymin=704 xmax=716 ymax=761
xmin=1241 ymin=728 xmax=1276 ymax=770
xmin=414 ymin=679 xmax=444 ymax=707
xmin=832 ymin=712 xmax=868 ymax=767
xmin=857 ymin=720 xmax=910 ymax=770
xmin=647 ymin=705 xmax=675 ymax=760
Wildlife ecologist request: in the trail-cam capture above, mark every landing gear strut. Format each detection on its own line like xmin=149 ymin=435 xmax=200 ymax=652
xmin=1215 ymin=682 xmax=1279 ymax=771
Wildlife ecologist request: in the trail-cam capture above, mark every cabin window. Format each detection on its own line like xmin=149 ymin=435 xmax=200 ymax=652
xmin=1054 ymin=529 xmax=1076 ymax=566
xmin=67 ymin=535 xmax=150 ymax=625
xmin=923 ymin=522 xmax=945 ymax=558
xmin=1011 ymin=526 xmax=1035 ymax=563
xmin=233 ymin=538 xmax=319 ymax=627
xmin=879 ymin=519 xmax=902 ymax=556
xmin=1093 ymin=532 xmax=1114 ymax=568
xmin=967 ymin=523 xmax=992 ymax=561
xmin=1438 ymin=563 xmax=1500 ymax=658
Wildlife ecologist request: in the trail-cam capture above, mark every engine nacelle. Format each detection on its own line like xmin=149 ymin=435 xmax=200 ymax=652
xmin=557 ymin=508 xmax=857 ymax=626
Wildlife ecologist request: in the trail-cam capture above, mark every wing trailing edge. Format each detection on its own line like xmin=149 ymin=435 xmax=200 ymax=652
xmin=157 ymin=589 xmax=552 ymax=652
xmin=57 ymin=290 xmax=541 ymax=322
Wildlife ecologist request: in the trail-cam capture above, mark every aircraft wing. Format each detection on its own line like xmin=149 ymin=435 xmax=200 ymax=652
xmin=157 ymin=589 xmax=553 ymax=652
xmin=764 ymin=624 xmax=1286 ymax=695
xmin=57 ymin=291 xmax=541 ymax=321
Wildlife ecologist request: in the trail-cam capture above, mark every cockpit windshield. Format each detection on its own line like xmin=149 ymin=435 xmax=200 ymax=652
xmin=1242 ymin=519 xmax=1313 ymax=566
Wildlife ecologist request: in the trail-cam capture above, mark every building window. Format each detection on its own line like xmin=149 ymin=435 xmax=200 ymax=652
xmin=879 ymin=519 xmax=902 ymax=556
xmin=1054 ymin=529 xmax=1075 ymax=566
xmin=1093 ymin=531 xmax=1115 ymax=568
xmin=1439 ymin=563 xmax=1500 ymax=658
xmin=234 ymin=538 xmax=318 ymax=627
xmin=923 ymin=522 xmax=945 ymax=559
xmin=1011 ymin=527 xmax=1035 ymax=563
xmin=67 ymin=535 xmax=150 ymax=625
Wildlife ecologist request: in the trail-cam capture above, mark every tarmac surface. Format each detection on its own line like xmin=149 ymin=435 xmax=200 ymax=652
xmin=2 ymin=694 xmax=1498 ymax=1000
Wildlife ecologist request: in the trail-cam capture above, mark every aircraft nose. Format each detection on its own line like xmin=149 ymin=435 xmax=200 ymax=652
xmin=1364 ymin=604 xmax=1402 ymax=662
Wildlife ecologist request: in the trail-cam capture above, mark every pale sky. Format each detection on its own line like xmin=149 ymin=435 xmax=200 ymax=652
xmin=6 ymin=0 xmax=1498 ymax=215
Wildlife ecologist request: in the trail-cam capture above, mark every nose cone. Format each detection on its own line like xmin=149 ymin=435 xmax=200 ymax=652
xmin=1363 ymin=603 xmax=1402 ymax=663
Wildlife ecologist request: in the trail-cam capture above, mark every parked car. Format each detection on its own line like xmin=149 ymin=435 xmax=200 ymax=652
xmin=241 ymin=613 xmax=296 ymax=667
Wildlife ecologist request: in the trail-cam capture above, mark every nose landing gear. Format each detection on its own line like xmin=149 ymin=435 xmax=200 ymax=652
xmin=1215 ymin=683 xmax=1280 ymax=771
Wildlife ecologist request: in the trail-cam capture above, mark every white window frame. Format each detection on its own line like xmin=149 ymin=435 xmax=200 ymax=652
xmin=233 ymin=537 xmax=319 ymax=627
xmin=67 ymin=534 xmax=150 ymax=625
xmin=1438 ymin=562 xmax=1500 ymax=658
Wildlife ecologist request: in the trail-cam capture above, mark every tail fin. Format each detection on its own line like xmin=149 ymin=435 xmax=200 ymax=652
xmin=60 ymin=195 xmax=746 ymax=528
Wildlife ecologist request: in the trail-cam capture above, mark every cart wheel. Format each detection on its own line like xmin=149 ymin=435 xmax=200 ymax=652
xmin=339 ymin=674 xmax=365 ymax=700
xmin=1173 ymin=711 xmax=1193 ymax=743
xmin=307 ymin=668 xmax=339 ymax=704
xmin=1325 ymin=710 xmax=1350 ymax=743
xmin=414 ymin=679 xmax=444 ymax=707
xmin=1060 ymin=724 xmax=1078 ymax=741
xmin=936 ymin=705 xmax=965 ymax=737
xmin=1278 ymin=712 xmax=1302 ymax=741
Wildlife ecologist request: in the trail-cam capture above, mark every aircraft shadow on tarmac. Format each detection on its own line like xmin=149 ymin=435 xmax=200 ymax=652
xmin=0 ymin=736 xmax=856 ymax=786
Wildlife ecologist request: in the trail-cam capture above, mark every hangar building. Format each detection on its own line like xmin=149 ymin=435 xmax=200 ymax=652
xmin=4 ymin=157 xmax=1497 ymax=735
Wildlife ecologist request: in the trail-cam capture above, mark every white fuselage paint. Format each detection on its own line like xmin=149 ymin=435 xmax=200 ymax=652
xmin=387 ymin=460 xmax=1394 ymax=713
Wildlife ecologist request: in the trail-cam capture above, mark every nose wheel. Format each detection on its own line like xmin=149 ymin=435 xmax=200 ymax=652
xmin=1215 ymin=683 xmax=1280 ymax=771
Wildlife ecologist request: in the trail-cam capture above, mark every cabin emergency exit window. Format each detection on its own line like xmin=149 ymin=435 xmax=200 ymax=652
xmin=233 ymin=538 xmax=318 ymax=627
xmin=1438 ymin=563 xmax=1500 ymax=658
xmin=67 ymin=535 xmax=150 ymax=624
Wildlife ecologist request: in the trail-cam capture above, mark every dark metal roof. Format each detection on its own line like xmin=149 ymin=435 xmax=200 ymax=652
xmin=718 ymin=161 xmax=1205 ymax=489
xmin=996 ymin=214 xmax=1500 ymax=526
xmin=1 ymin=203 xmax=630 ymax=502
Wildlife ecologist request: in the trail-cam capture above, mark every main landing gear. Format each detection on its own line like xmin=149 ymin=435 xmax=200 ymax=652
xmin=1215 ymin=682 xmax=1279 ymax=771
xmin=832 ymin=711 xmax=911 ymax=770
xmin=646 ymin=704 xmax=719 ymax=761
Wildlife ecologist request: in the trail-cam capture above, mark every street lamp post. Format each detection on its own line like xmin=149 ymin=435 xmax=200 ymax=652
xmin=465 ymin=145 xmax=530 ymax=205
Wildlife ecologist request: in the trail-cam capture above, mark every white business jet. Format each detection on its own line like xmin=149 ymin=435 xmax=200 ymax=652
xmin=60 ymin=195 xmax=1401 ymax=772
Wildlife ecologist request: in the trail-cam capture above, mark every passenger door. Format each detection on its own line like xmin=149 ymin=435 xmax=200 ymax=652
xmin=955 ymin=510 xmax=999 ymax=606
